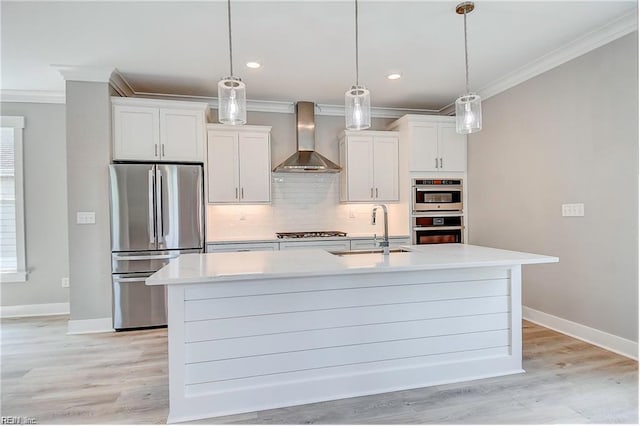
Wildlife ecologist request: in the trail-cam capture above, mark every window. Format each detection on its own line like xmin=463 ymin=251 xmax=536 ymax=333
xmin=1 ymin=116 xmax=26 ymax=282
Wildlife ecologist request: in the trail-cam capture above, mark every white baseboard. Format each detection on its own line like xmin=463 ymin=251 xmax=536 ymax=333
xmin=0 ymin=302 xmax=69 ymax=318
xmin=522 ymin=306 xmax=638 ymax=361
xmin=67 ymin=317 xmax=113 ymax=334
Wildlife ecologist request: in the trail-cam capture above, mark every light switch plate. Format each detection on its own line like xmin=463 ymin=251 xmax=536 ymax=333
xmin=61 ymin=277 xmax=70 ymax=288
xmin=76 ymin=211 xmax=96 ymax=224
xmin=561 ymin=203 xmax=584 ymax=217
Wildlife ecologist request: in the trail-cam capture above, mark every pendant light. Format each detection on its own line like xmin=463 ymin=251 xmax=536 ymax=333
xmin=218 ymin=0 xmax=246 ymax=125
xmin=455 ymin=2 xmax=482 ymax=134
xmin=345 ymin=0 xmax=371 ymax=130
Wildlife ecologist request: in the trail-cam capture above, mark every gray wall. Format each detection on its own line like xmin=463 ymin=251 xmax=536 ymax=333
xmin=468 ymin=33 xmax=638 ymax=341
xmin=0 ymin=102 xmax=69 ymax=306
xmin=65 ymin=81 xmax=112 ymax=321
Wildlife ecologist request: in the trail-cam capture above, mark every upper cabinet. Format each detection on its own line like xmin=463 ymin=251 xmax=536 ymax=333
xmin=339 ymin=130 xmax=399 ymax=202
xmin=388 ymin=115 xmax=466 ymax=173
xmin=112 ymin=97 xmax=209 ymax=162
xmin=207 ymin=124 xmax=272 ymax=204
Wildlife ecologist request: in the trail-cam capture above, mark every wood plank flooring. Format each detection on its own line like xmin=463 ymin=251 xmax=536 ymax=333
xmin=0 ymin=315 xmax=637 ymax=424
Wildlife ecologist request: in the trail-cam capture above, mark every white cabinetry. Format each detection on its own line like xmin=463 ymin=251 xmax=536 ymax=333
xmin=339 ymin=130 xmax=399 ymax=202
xmin=350 ymin=237 xmax=411 ymax=251
xmin=279 ymin=240 xmax=351 ymax=252
xmin=388 ymin=115 xmax=466 ymax=172
xmin=207 ymin=125 xmax=271 ymax=204
xmin=207 ymin=242 xmax=278 ymax=252
xmin=112 ymin=97 xmax=208 ymax=162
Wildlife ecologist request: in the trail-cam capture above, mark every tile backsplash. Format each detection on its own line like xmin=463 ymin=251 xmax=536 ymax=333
xmin=207 ymin=173 xmax=409 ymax=241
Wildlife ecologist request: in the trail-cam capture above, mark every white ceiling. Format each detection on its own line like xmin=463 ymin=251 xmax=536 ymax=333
xmin=1 ymin=1 xmax=637 ymax=110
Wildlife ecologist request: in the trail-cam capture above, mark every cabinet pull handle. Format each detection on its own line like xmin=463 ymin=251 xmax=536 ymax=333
xmin=155 ymin=144 xmax=158 ymax=157
xmin=235 ymin=188 xmax=238 ymax=199
xmin=375 ymin=188 xmax=379 ymax=198
xmin=241 ymin=187 xmax=244 ymax=199
xmin=435 ymin=158 xmax=438 ymax=168
xmin=370 ymin=188 xmax=374 ymax=198
xmin=162 ymin=144 xmax=165 ymax=157
xmin=440 ymin=158 xmax=443 ymax=168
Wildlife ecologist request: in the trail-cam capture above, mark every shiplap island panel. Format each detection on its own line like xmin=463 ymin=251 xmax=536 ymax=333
xmin=147 ymin=244 xmax=558 ymax=423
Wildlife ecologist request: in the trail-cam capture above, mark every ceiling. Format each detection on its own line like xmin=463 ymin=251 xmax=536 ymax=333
xmin=1 ymin=1 xmax=637 ymax=110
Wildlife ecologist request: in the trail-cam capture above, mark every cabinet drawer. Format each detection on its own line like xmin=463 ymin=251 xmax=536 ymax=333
xmin=351 ymin=238 xmax=411 ymax=251
xmin=279 ymin=240 xmax=351 ymax=252
xmin=207 ymin=242 xmax=278 ymax=253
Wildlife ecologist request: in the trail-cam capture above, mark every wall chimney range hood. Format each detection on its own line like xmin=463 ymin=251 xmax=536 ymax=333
xmin=273 ymin=101 xmax=342 ymax=173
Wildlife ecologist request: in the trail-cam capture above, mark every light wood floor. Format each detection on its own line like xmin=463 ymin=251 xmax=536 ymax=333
xmin=1 ymin=316 xmax=637 ymax=424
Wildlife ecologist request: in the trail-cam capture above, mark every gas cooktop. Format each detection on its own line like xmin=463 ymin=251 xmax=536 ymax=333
xmin=276 ymin=231 xmax=347 ymax=239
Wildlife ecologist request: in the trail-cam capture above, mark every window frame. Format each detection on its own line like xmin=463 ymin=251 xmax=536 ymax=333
xmin=1 ymin=116 xmax=27 ymax=283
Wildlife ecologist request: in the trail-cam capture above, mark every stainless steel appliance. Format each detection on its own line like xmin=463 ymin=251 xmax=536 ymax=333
xmin=413 ymin=179 xmax=463 ymax=211
xmin=412 ymin=178 xmax=464 ymax=245
xmin=109 ymin=163 xmax=204 ymax=330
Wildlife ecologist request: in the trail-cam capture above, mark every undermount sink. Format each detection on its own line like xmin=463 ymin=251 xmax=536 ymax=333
xmin=330 ymin=248 xmax=412 ymax=256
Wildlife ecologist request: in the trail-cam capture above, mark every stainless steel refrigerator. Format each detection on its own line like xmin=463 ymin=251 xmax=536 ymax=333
xmin=109 ymin=163 xmax=204 ymax=330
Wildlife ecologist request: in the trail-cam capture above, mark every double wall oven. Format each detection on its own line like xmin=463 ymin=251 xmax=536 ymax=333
xmin=412 ymin=178 xmax=464 ymax=244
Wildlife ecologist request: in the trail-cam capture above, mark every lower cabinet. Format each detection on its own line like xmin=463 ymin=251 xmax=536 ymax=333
xmin=206 ymin=242 xmax=278 ymax=253
xmin=278 ymin=240 xmax=351 ymax=252
xmin=350 ymin=237 xmax=411 ymax=251
xmin=206 ymin=237 xmax=411 ymax=253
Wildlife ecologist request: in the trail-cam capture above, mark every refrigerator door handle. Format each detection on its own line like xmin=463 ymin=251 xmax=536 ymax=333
xmin=113 ymin=254 xmax=179 ymax=261
xmin=148 ymin=170 xmax=156 ymax=244
xmin=156 ymin=169 xmax=165 ymax=247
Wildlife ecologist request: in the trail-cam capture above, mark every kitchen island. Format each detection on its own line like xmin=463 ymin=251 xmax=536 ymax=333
xmin=147 ymin=243 xmax=558 ymax=423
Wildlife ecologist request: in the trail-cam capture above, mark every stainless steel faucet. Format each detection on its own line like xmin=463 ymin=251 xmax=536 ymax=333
xmin=371 ymin=204 xmax=390 ymax=255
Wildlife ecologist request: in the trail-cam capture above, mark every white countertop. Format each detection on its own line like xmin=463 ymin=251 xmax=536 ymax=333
xmin=147 ymin=243 xmax=558 ymax=286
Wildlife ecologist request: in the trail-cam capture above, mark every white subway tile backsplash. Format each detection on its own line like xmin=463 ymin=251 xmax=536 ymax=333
xmin=207 ymin=174 xmax=409 ymax=240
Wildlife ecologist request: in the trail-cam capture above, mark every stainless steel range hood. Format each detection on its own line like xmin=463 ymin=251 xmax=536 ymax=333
xmin=273 ymin=101 xmax=342 ymax=173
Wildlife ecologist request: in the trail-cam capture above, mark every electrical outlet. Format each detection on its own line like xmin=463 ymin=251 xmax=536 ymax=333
xmin=561 ymin=203 xmax=585 ymax=217
xmin=61 ymin=277 xmax=70 ymax=288
xmin=349 ymin=209 xmax=356 ymax=219
xmin=76 ymin=211 xmax=96 ymax=224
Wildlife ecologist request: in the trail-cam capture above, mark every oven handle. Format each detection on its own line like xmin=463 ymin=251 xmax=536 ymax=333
xmin=413 ymin=226 xmax=464 ymax=231
xmin=413 ymin=185 xmax=462 ymax=191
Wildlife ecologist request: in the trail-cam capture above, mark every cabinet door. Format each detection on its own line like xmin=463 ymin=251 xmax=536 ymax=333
xmin=113 ymin=105 xmax=159 ymax=161
xmin=438 ymin=124 xmax=467 ymax=172
xmin=207 ymin=131 xmax=239 ymax=203
xmin=345 ymin=136 xmax=374 ymax=201
xmin=409 ymin=124 xmax=438 ymax=172
xmin=160 ymin=109 xmax=204 ymax=162
xmin=238 ymin=132 xmax=271 ymax=203
xmin=372 ymin=136 xmax=398 ymax=201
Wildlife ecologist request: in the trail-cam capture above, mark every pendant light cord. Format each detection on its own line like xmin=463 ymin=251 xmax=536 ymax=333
xmin=355 ymin=0 xmax=359 ymax=86
xmin=463 ymin=7 xmax=469 ymax=94
xmin=227 ymin=0 xmax=234 ymax=76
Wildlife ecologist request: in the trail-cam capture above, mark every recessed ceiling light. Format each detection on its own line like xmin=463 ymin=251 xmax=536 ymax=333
xmin=246 ymin=61 xmax=262 ymax=69
xmin=387 ymin=73 xmax=402 ymax=80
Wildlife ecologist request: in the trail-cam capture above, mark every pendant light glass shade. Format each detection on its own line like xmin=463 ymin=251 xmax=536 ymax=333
xmin=345 ymin=0 xmax=371 ymax=130
xmin=218 ymin=76 xmax=246 ymax=125
xmin=455 ymin=93 xmax=481 ymax=134
xmin=218 ymin=0 xmax=246 ymax=125
xmin=455 ymin=2 xmax=482 ymax=134
xmin=345 ymin=85 xmax=371 ymax=130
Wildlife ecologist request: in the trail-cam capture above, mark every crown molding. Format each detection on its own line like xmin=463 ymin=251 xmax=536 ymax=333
xmin=109 ymin=70 xmax=135 ymax=97
xmin=52 ymin=64 xmax=115 ymax=83
xmin=478 ymin=10 xmax=638 ymax=101
xmin=0 ymin=89 xmax=66 ymax=104
xmin=316 ymin=103 xmax=440 ymax=118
